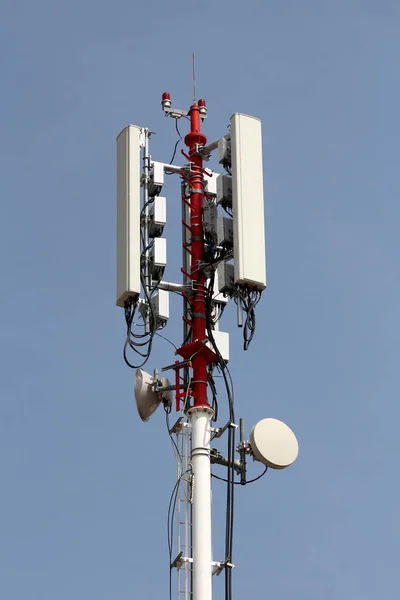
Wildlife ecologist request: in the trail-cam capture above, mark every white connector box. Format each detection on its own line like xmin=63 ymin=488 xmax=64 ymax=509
xmin=149 ymin=196 xmax=166 ymax=237
xmin=205 ymin=171 xmax=219 ymax=196
xmin=150 ymin=237 xmax=167 ymax=281
xmin=207 ymin=330 xmax=230 ymax=362
xmin=217 ymin=262 xmax=235 ymax=295
xmin=216 ymin=174 xmax=232 ymax=207
xmin=148 ymin=161 xmax=164 ymax=196
xmin=217 ymin=216 xmax=233 ymax=247
xmin=150 ymin=289 xmax=169 ymax=324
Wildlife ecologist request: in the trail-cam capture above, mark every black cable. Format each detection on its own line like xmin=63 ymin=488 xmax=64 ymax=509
xmin=235 ymin=289 xmax=261 ymax=351
xmin=165 ymin=409 xmax=183 ymax=472
xmin=167 ymin=478 xmax=181 ymax=600
xmin=204 ymin=273 xmax=236 ymax=600
xmin=225 ymin=420 xmax=235 ymax=600
xmin=165 ymin=119 xmax=183 ymax=174
xmin=140 ymin=196 xmax=155 ymax=217
xmin=222 ymin=161 xmax=232 ymax=176
xmin=156 ymin=331 xmax=178 ymax=351
xmin=214 ymin=303 xmax=226 ymax=325
xmin=208 ymin=366 xmax=219 ymax=422
xmin=123 ymin=271 xmax=162 ymax=368
xmin=211 ymin=466 xmax=268 ymax=485
xmin=221 ymin=204 xmax=233 ymax=218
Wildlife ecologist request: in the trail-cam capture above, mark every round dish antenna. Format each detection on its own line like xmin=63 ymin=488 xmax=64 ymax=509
xmin=249 ymin=418 xmax=299 ymax=470
xmin=134 ymin=368 xmax=172 ymax=422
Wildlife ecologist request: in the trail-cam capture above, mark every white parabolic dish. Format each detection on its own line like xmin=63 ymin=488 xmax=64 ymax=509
xmin=134 ymin=368 xmax=161 ymax=422
xmin=134 ymin=368 xmax=172 ymax=422
xmin=249 ymin=418 xmax=299 ymax=470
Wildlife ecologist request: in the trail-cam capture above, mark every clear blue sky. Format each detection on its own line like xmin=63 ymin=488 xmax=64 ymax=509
xmin=1 ymin=1 xmax=399 ymax=598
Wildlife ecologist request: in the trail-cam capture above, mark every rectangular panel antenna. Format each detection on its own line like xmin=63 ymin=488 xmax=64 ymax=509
xmin=230 ymin=113 xmax=266 ymax=290
xmin=116 ymin=125 xmax=142 ymax=307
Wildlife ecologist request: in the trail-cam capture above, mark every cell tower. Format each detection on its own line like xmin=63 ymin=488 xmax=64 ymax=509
xmin=116 ymin=74 xmax=299 ymax=600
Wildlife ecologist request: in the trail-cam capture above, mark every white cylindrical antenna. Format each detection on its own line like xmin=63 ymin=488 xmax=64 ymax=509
xmin=192 ymin=52 xmax=196 ymax=104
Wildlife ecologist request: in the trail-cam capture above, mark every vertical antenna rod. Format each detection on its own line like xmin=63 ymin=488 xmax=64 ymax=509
xmin=192 ymin=53 xmax=196 ymax=104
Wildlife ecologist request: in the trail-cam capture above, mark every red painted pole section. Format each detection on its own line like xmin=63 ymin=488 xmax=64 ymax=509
xmin=184 ymin=105 xmax=210 ymax=408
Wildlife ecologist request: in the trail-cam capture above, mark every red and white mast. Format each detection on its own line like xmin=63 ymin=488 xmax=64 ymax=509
xmin=116 ymin=75 xmax=299 ymax=600
xmin=182 ymin=98 xmax=213 ymax=600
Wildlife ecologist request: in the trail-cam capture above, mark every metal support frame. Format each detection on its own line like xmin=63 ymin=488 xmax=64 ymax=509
xmin=175 ymin=421 xmax=192 ymax=600
xmin=163 ymin=97 xmax=235 ymax=600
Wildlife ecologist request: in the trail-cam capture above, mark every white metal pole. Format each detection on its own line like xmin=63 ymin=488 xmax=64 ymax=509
xmin=184 ymin=424 xmax=191 ymax=600
xmin=188 ymin=406 xmax=214 ymax=600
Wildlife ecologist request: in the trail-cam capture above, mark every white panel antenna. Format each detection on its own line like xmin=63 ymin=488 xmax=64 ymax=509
xmin=116 ymin=125 xmax=142 ymax=307
xmin=230 ymin=113 xmax=266 ymax=290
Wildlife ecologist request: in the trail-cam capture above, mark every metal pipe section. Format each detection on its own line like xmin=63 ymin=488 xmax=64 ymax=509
xmin=240 ymin=418 xmax=245 ymax=444
xmin=236 ymin=294 xmax=243 ymax=328
xmin=210 ymin=452 xmax=242 ymax=474
xmin=163 ymin=162 xmax=185 ymax=174
xmin=239 ymin=418 xmax=247 ymax=486
xmin=201 ymin=134 xmax=230 ymax=157
xmin=189 ymin=406 xmax=214 ymax=600
xmin=143 ymin=129 xmax=151 ymax=334
xmin=158 ymin=280 xmax=187 ymax=294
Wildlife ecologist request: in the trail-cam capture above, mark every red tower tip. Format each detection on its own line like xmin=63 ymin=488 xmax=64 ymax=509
xmin=161 ymin=92 xmax=171 ymax=110
xmin=198 ymin=99 xmax=207 ymax=117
